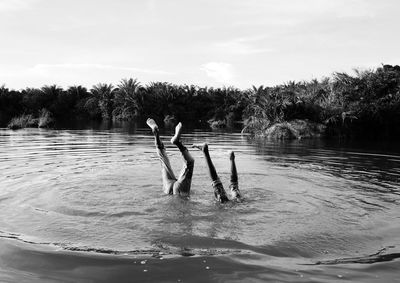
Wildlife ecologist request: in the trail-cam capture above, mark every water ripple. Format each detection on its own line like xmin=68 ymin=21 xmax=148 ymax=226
xmin=0 ymin=128 xmax=399 ymax=261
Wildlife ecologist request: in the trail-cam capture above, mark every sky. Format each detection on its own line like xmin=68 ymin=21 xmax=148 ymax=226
xmin=1 ymin=0 xmax=400 ymax=90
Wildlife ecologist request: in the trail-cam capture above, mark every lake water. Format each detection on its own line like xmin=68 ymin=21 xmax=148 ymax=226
xmin=0 ymin=126 xmax=399 ymax=282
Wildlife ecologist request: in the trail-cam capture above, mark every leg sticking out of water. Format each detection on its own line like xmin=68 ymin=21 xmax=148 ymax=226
xmin=147 ymin=118 xmax=177 ymax=195
xmin=171 ymin=122 xmax=194 ymax=196
xmin=192 ymin=143 xmax=229 ymax=203
xmin=229 ymin=151 xmax=241 ymax=199
xmin=147 ymin=118 xmax=162 ymax=148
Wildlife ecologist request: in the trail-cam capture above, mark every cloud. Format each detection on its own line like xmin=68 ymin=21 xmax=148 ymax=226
xmin=230 ymin=0 xmax=375 ymax=27
xmin=0 ymin=63 xmax=175 ymax=89
xmin=235 ymin=0 xmax=373 ymax=16
xmin=216 ymin=35 xmax=273 ymax=55
xmin=0 ymin=0 xmax=37 ymax=12
xmin=333 ymin=0 xmax=375 ymax=18
xmin=30 ymin=63 xmax=173 ymax=75
xmin=201 ymin=62 xmax=234 ymax=84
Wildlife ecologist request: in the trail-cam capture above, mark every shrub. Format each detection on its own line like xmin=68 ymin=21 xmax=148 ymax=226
xmin=38 ymin=109 xmax=53 ymax=128
xmin=7 ymin=114 xmax=38 ymax=129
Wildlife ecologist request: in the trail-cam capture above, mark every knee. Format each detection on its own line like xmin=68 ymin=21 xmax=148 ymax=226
xmin=185 ymin=154 xmax=194 ymax=165
xmin=164 ymin=182 xmax=174 ymax=195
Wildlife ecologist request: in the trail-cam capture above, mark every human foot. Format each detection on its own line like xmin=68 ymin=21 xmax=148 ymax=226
xmin=192 ymin=143 xmax=208 ymax=152
xmin=170 ymin=122 xmax=183 ymax=144
xmin=146 ymin=118 xmax=159 ymax=133
xmin=230 ymin=185 xmax=241 ymax=199
xmin=215 ymin=186 xmax=229 ymax=203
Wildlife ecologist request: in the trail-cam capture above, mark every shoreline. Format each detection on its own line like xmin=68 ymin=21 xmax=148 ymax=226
xmin=2 ymin=64 xmax=400 ymax=140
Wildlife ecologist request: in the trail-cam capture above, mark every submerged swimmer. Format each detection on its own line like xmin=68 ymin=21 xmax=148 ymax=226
xmin=192 ymin=143 xmax=241 ymax=203
xmin=147 ymin=118 xmax=194 ymax=196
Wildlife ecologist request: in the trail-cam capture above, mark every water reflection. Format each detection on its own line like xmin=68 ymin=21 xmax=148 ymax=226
xmin=0 ymin=126 xmax=399 ymax=261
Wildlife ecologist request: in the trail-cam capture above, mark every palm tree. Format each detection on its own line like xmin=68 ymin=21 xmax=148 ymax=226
xmin=90 ymin=83 xmax=115 ymax=119
xmin=0 ymin=85 xmax=22 ymax=123
xmin=68 ymin=85 xmax=89 ymax=99
xmin=113 ymin=78 xmax=142 ymax=120
xmin=144 ymin=82 xmax=174 ymax=121
xmin=67 ymin=85 xmax=90 ymax=116
xmin=41 ymin=85 xmax=63 ymax=108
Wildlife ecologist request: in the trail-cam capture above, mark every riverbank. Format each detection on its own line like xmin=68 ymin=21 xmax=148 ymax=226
xmin=2 ymin=64 xmax=400 ymax=139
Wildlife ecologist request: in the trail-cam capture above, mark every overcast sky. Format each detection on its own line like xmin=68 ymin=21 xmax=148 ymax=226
xmin=1 ymin=0 xmax=400 ymax=90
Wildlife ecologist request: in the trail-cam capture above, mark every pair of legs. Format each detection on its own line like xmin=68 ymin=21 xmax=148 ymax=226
xmin=147 ymin=119 xmax=194 ymax=196
xmin=193 ymin=143 xmax=241 ymax=203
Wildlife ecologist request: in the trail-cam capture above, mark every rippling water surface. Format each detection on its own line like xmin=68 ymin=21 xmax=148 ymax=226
xmin=0 ymin=126 xmax=399 ymax=282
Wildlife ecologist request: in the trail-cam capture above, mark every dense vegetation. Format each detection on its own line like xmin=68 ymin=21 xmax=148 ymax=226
xmin=1 ymin=64 xmax=400 ymax=139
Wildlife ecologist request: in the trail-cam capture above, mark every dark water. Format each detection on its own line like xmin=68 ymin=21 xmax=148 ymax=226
xmin=0 ymin=126 xmax=399 ymax=282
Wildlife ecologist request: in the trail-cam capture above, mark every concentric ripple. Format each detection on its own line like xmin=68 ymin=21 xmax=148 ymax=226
xmin=0 ymin=127 xmax=399 ymax=262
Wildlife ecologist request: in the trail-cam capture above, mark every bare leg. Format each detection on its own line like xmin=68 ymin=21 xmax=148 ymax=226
xmin=192 ymin=143 xmax=229 ymax=203
xmin=229 ymin=151 xmax=241 ymax=199
xmin=171 ymin=123 xmax=194 ymax=196
xmin=147 ymin=118 xmax=176 ymax=194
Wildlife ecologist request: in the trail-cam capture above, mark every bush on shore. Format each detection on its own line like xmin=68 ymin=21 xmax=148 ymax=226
xmin=7 ymin=114 xmax=38 ymax=129
xmin=241 ymin=65 xmax=400 ymax=140
xmin=38 ymin=109 xmax=53 ymax=128
xmin=258 ymin=119 xmax=326 ymax=140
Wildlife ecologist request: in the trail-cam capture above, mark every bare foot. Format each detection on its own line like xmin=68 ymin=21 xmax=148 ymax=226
xmin=146 ymin=118 xmax=159 ymax=133
xmin=215 ymin=185 xmax=229 ymax=203
xmin=230 ymin=188 xmax=241 ymax=199
xmin=192 ymin=143 xmax=208 ymax=152
xmin=170 ymin=122 xmax=183 ymax=144
xmin=229 ymin=151 xmax=235 ymax=160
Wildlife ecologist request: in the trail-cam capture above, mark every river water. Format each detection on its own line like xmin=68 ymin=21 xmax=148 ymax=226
xmin=0 ymin=126 xmax=399 ymax=282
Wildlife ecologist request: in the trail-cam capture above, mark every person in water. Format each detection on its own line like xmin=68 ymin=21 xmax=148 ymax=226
xmin=192 ymin=143 xmax=241 ymax=203
xmin=147 ymin=118 xmax=194 ymax=196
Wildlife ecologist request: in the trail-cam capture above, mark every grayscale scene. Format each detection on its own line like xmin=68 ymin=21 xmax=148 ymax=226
xmin=1 ymin=0 xmax=400 ymax=282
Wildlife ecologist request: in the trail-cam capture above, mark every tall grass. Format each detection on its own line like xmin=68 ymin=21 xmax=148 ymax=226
xmin=7 ymin=114 xmax=37 ymax=129
xmin=38 ymin=109 xmax=53 ymax=128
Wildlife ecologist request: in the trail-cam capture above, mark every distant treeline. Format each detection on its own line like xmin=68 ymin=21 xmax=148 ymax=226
xmin=1 ymin=64 xmax=400 ymax=139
